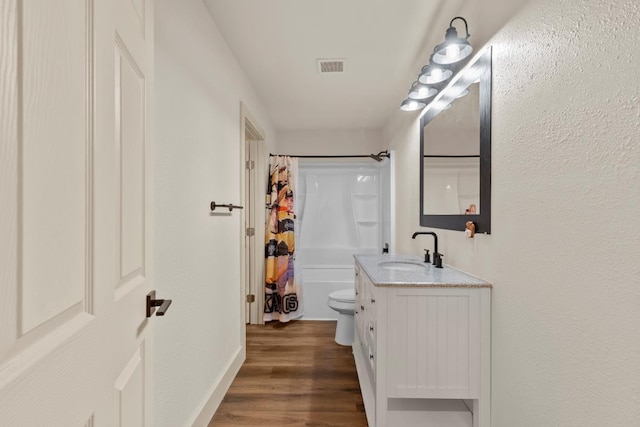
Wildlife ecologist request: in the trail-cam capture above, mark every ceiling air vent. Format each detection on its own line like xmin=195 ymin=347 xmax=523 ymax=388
xmin=317 ymin=58 xmax=346 ymax=74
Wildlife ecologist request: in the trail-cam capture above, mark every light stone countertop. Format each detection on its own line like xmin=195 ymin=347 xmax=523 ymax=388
xmin=354 ymin=254 xmax=492 ymax=288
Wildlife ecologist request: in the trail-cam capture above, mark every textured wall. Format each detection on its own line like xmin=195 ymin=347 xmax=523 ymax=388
xmin=154 ymin=0 xmax=274 ymax=425
xmin=386 ymin=0 xmax=640 ymax=425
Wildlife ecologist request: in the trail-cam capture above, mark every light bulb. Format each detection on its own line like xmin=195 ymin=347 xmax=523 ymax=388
xmin=400 ymin=98 xmax=426 ymax=111
xmin=409 ymin=82 xmax=436 ymax=100
xmin=432 ymin=68 xmax=443 ymax=80
xmin=446 ymin=45 xmax=458 ymax=60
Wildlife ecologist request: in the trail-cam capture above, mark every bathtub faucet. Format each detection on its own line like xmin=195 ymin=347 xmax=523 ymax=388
xmin=411 ymin=231 xmax=442 ymax=268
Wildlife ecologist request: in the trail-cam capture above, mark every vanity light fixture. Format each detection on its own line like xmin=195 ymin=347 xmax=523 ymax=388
xmin=400 ymin=16 xmax=472 ymax=112
xmin=400 ymin=98 xmax=427 ymax=111
xmin=432 ymin=17 xmax=472 ymax=65
xmin=408 ymin=81 xmax=438 ymax=100
xmin=418 ymin=59 xmax=453 ymax=86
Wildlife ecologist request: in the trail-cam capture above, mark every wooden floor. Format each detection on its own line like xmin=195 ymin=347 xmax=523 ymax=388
xmin=208 ymin=320 xmax=368 ymax=427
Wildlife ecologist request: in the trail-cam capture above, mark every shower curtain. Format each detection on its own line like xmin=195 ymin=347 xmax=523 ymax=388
xmin=263 ymin=156 xmax=303 ymax=322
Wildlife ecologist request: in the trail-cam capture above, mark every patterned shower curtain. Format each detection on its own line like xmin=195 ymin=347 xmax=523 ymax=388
xmin=263 ymin=156 xmax=303 ymax=322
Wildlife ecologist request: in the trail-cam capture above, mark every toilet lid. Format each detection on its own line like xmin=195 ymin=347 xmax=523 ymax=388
xmin=329 ymin=289 xmax=355 ymax=303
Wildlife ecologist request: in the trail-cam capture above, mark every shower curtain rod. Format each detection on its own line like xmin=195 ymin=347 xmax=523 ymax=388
xmin=269 ymin=150 xmax=390 ymax=161
xmin=424 ymin=154 xmax=480 ymax=158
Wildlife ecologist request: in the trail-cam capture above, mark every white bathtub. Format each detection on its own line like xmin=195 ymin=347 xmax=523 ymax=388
xmin=296 ymin=248 xmax=379 ymax=320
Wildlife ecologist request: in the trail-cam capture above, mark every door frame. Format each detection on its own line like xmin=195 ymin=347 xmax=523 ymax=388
xmin=239 ymin=103 xmax=265 ymax=328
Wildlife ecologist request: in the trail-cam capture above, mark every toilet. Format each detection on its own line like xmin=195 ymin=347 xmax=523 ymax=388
xmin=327 ymin=289 xmax=356 ymax=346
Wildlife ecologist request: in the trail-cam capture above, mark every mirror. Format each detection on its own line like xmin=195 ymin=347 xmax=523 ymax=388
xmin=419 ymin=47 xmax=491 ymax=233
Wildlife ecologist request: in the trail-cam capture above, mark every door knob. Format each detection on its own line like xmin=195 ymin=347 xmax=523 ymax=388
xmin=146 ymin=290 xmax=172 ymax=317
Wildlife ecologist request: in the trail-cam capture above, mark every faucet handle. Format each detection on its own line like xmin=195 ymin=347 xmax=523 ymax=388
xmin=435 ymin=253 xmax=444 ymax=268
xmin=423 ymin=249 xmax=430 ymax=263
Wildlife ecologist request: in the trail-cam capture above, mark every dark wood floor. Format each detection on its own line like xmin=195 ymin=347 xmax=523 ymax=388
xmin=208 ymin=320 xmax=368 ymax=427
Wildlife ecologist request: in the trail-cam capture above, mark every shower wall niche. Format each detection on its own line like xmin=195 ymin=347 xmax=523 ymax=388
xmin=296 ymin=161 xmax=391 ymax=320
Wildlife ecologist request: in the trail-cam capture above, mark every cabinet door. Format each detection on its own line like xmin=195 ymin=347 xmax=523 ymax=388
xmin=386 ymin=287 xmax=480 ymax=399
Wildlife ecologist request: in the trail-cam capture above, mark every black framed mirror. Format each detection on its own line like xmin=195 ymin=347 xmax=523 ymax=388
xmin=419 ymin=47 xmax=491 ymax=233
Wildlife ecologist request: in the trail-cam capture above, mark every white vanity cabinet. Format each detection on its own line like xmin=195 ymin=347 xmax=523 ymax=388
xmin=353 ymin=255 xmax=492 ymax=427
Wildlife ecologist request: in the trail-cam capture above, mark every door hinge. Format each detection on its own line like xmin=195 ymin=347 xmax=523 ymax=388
xmin=246 ymin=294 xmax=256 ymax=303
xmin=246 ymin=160 xmax=255 ymax=170
xmin=246 ymin=227 xmax=255 ymax=236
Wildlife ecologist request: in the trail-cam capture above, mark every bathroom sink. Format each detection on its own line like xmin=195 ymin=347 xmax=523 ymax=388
xmin=378 ymin=261 xmax=427 ymax=271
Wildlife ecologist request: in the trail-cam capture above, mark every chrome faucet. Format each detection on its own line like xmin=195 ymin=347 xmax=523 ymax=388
xmin=411 ymin=231 xmax=442 ymax=268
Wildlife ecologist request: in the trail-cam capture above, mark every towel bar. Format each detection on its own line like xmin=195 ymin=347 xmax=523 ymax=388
xmin=210 ymin=202 xmax=243 ymax=212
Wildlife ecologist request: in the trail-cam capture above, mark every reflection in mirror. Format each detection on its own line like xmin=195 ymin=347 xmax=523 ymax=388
xmin=419 ymin=47 xmax=491 ymax=233
xmin=423 ymin=82 xmax=480 ymax=215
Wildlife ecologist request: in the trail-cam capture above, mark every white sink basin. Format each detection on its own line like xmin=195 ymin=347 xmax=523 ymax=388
xmin=378 ymin=261 xmax=427 ymax=271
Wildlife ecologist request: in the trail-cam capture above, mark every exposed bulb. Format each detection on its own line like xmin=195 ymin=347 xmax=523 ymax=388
xmin=446 ymin=45 xmax=459 ymax=60
xmin=400 ymin=98 xmax=426 ymax=111
xmin=408 ymin=81 xmax=436 ymax=100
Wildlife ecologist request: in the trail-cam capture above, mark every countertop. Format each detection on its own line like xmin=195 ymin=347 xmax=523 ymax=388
xmin=354 ymin=254 xmax=492 ymax=288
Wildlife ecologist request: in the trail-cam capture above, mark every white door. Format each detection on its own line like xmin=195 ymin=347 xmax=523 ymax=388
xmin=0 ymin=0 xmax=157 ymax=426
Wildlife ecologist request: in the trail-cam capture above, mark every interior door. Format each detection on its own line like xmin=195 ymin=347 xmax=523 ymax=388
xmin=0 ymin=0 xmax=156 ymax=426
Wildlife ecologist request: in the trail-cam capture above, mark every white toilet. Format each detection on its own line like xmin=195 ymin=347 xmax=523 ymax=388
xmin=327 ymin=289 xmax=356 ymax=346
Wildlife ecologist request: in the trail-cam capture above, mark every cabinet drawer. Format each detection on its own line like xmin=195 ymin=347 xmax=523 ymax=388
xmin=366 ymin=318 xmax=376 ymax=349
xmin=364 ymin=287 xmax=376 ymax=318
xmin=367 ymin=343 xmax=376 ymax=377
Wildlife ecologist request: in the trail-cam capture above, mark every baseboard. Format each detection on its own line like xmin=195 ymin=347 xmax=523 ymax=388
xmin=190 ymin=345 xmax=245 ymax=427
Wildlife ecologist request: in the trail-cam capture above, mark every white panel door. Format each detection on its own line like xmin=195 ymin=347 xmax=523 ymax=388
xmin=0 ymin=0 xmax=156 ymax=426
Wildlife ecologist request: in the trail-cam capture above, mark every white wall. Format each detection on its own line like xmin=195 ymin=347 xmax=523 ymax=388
xmin=276 ymin=129 xmax=383 ymax=156
xmin=386 ymin=0 xmax=640 ymax=425
xmin=153 ymin=0 xmax=274 ymax=425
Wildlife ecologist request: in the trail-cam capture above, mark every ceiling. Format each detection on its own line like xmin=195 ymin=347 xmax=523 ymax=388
xmin=203 ymin=0 xmax=458 ymax=131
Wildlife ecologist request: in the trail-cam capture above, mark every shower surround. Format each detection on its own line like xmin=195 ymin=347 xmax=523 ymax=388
xmin=295 ymin=161 xmax=391 ymax=319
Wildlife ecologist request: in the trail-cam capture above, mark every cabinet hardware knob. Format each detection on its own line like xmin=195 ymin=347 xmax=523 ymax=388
xmin=371 ymin=298 xmax=376 ymax=304
xmin=369 ymin=326 xmax=374 ymax=332
xmin=361 ymin=305 xmax=365 ymax=310
xmin=369 ymin=353 xmax=374 ymax=360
